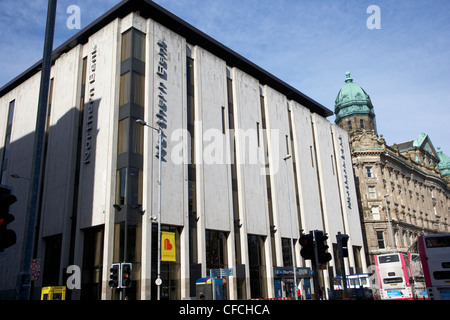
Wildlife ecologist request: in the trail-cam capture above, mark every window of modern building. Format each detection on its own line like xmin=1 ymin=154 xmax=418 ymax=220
xmin=128 ymin=167 xmax=143 ymax=206
xmin=331 ymin=155 xmax=335 ymax=175
xmin=119 ymin=72 xmax=130 ymax=106
xmin=118 ymin=119 xmax=129 ymax=155
xmin=7 ymin=100 xmax=14 ymax=125
xmin=285 ymin=135 xmax=289 ymax=156
xmin=121 ymin=29 xmax=132 ymax=62
xmin=259 ymin=93 xmax=276 ymax=268
xmin=132 ymin=72 xmax=145 ymax=107
xmin=113 ymin=222 xmax=125 ymax=263
xmin=0 ymin=134 xmax=11 ymax=185
xmin=132 ymin=30 xmax=146 ymax=62
xmin=116 ymin=168 xmax=127 ymax=205
xmin=248 ymin=235 xmax=267 ymax=299
xmin=221 ymin=106 xmax=226 ymax=134
xmin=121 ymin=28 xmax=146 ymax=62
xmin=352 ymin=246 xmax=364 ymax=274
xmin=81 ymin=226 xmax=104 ymax=300
xmin=131 ymin=119 xmax=144 ymax=154
xmin=227 ymin=77 xmax=242 ymax=267
xmin=1 ymin=100 xmax=15 ymax=184
xmin=281 ymin=238 xmax=294 ymax=267
xmin=42 ymin=234 xmax=62 ymax=287
xmin=187 ymin=57 xmax=195 ymax=136
xmin=205 ymin=230 xmax=228 ymax=269
xmin=115 ymin=167 xmax=142 ymax=206
xmin=186 ymin=56 xmax=198 ymax=269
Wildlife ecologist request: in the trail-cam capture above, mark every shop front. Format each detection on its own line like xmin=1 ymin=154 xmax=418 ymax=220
xmin=273 ymin=267 xmax=311 ymax=300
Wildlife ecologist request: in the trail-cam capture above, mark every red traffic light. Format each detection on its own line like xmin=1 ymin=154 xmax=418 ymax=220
xmin=0 ymin=214 xmax=15 ymax=227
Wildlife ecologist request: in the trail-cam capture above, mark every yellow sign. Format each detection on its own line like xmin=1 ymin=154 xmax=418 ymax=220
xmin=161 ymin=232 xmax=176 ymax=261
xmin=41 ymin=286 xmax=66 ymax=300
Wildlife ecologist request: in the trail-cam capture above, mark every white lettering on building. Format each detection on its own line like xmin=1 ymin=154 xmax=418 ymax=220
xmin=339 ymin=135 xmax=352 ymax=209
xmin=156 ymin=40 xmax=167 ymax=159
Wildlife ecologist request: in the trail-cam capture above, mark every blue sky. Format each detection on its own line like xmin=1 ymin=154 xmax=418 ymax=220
xmin=1 ymin=0 xmax=449 ymax=156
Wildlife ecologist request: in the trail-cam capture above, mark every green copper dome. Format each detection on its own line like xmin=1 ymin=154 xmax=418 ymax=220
xmin=335 ymin=72 xmax=375 ymax=123
xmin=437 ymin=147 xmax=450 ymax=177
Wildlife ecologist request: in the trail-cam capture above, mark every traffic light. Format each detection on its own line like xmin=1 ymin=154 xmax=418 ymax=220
xmin=0 ymin=186 xmax=17 ymax=251
xmin=315 ymin=231 xmax=332 ymax=265
xmin=109 ymin=263 xmax=120 ymax=288
xmin=300 ymin=233 xmax=315 ymax=260
xmin=121 ymin=263 xmax=132 ymax=288
xmin=337 ymin=232 xmax=350 ymax=258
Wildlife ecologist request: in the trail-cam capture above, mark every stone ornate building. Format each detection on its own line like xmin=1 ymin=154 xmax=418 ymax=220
xmin=334 ymin=72 xmax=450 ymax=265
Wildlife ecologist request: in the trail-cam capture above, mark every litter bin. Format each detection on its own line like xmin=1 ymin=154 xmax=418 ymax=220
xmin=196 ymin=277 xmax=227 ymax=300
xmin=41 ymin=286 xmax=66 ymax=300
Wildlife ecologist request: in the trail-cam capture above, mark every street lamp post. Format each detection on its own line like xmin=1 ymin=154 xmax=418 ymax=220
xmin=283 ymin=154 xmax=298 ymax=300
xmin=136 ymin=119 xmax=162 ymax=300
xmin=17 ymin=0 xmax=57 ymax=300
xmin=384 ymin=194 xmax=396 ymax=253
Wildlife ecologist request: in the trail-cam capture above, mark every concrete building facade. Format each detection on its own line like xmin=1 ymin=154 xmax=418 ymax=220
xmin=0 ymin=1 xmax=367 ymax=300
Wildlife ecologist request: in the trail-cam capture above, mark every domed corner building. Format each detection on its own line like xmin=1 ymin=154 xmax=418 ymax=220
xmin=334 ymin=72 xmax=450 ymax=267
xmin=437 ymin=147 xmax=450 ymax=182
xmin=335 ymin=72 xmax=377 ymax=135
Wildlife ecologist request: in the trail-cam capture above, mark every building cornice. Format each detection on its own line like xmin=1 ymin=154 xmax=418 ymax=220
xmin=382 ymin=149 xmax=449 ymax=189
xmin=350 ymin=131 xmax=450 ymax=190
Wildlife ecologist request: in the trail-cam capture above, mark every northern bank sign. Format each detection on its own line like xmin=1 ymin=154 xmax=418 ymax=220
xmin=274 ymin=267 xmax=311 ymax=278
xmin=83 ymin=45 xmax=97 ymax=164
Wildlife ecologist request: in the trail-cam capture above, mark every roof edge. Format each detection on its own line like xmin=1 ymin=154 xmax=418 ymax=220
xmin=0 ymin=0 xmax=333 ymax=117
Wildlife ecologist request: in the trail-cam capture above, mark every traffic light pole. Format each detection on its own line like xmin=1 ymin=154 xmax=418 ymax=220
xmin=311 ymin=231 xmax=321 ymax=300
xmin=283 ymin=155 xmax=298 ymax=300
xmin=338 ymin=244 xmax=348 ymax=299
xmin=337 ymin=232 xmax=349 ymax=299
xmin=109 ymin=262 xmax=132 ymax=300
xmin=300 ymin=230 xmax=333 ymax=300
xmin=17 ymin=0 xmax=57 ymax=300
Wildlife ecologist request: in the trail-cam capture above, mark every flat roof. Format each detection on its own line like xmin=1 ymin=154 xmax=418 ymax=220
xmin=0 ymin=0 xmax=333 ymax=117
